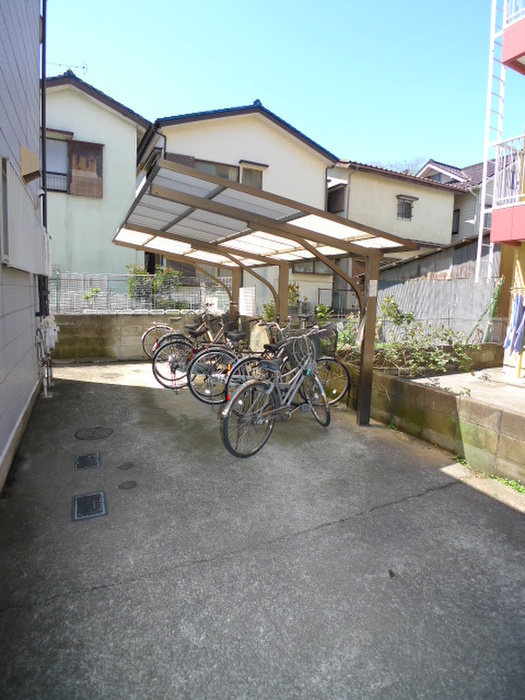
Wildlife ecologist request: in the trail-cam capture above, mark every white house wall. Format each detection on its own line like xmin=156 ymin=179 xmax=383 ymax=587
xmin=46 ymin=88 xmax=142 ymax=274
xmin=330 ymin=167 xmax=455 ymax=246
xmin=162 ymin=114 xmax=330 ymax=209
xmin=349 ymin=171 xmax=454 ymax=245
xmin=0 ymin=0 xmax=45 ymax=490
xmin=453 ymin=191 xmax=477 ymax=240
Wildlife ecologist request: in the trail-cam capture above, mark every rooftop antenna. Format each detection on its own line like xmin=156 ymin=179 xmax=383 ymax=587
xmin=46 ymin=60 xmax=88 ymax=76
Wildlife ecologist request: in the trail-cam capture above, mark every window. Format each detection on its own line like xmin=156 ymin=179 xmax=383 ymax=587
xmin=69 ymin=141 xmax=103 ymax=197
xmin=397 ymin=194 xmax=418 ymax=220
xmin=239 ymin=160 xmax=266 ymax=190
xmin=327 ymin=186 xmax=345 ymax=213
xmin=452 ymin=208 xmax=460 ymax=235
xmin=241 ymin=167 xmax=263 ymax=189
xmin=195 ymin=159 xmax=239 ymax=182
xmin=45 ymin=138 xmax=103 ymax=198
xmin=168 ymin=260 xmax=197 ymax=279
xmin=292 ymin=260 xmax=332 ymax=275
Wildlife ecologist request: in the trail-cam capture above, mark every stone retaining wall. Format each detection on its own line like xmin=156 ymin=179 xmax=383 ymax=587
xmin=51 ymin=313 xmax=198 ymax=362
xmin=346 ymin=353 xmax=524 ymax=484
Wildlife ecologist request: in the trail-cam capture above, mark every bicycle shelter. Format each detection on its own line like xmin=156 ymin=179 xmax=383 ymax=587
xmin=114 ymin=159 xmax=418 ymax=424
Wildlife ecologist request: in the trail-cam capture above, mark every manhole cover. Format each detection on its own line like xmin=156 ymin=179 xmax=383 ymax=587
xmin=117 ymin=462 xmax=134 ymax=471
xmin=74 ymin=452 xmax=101 ymax=469
xmin=71 ymin=491 xmax=108 ymax=521
xmin=118 ymin=481 xmax=137 ymax=490
xmin=74 ymin=427 xmax=113 ymax=441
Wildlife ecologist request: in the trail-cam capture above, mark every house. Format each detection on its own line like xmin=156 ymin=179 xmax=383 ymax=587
xmin=416 ymin=159 xmax=494 ymax=242
xmin=326 ymin=160 xmax=460 ymax=310
xmin=125 ymin=101 xmax=340 ymax=315
xmin=482 ymin=0 xmax=525 ymax=377
xmin=0 ymin=0 xmax=50 ymax=489
xmin=45 ymin=71 xmax=151 ymax=277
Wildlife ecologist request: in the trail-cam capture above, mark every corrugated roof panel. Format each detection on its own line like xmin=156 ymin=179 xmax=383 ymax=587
xmin=146 ymin=237 xmax=192 ymax=255
xmin=214 ymin=189 xmax=299 ymax=221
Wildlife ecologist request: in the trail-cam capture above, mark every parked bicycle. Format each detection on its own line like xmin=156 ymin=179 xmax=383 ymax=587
xmin=224 ymin=323 xmax=350 ymax=406
xmin=151 ymin=312 xmax=244 ymax=390
xmin=186 ymin=319 xmax=291 ymax=405
xmin=220 ymin=331 xmax=330 ymax=457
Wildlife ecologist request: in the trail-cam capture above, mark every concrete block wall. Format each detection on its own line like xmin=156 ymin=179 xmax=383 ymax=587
xmin=347 ymin=364 xmax=524 ymax=484
xmin=51 ymin=313 xmax=195 ymax=362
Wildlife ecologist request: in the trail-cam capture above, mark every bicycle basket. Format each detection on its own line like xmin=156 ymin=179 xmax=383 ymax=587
xmin=285 ymin=333 xmax=320 ymax=369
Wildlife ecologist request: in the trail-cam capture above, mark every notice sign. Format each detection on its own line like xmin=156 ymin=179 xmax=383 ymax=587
xmin=239 ymin=286 xmax=256 ymax=315
xmin=369 ymin=280 xmax=378 ymax=297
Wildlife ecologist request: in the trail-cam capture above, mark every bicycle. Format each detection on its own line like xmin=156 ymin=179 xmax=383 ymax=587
xmin=142 ymin=307 xmax=223 ymax=358
xmin=186 ymin=319 xmax=291 ymax=405
xmin=225 ymin=323 xmax=350 ymax=405
xmin=220 ymin=332 xmax=330 ymax=458
xmin=151 ymin=313 xmax=245 ymax=390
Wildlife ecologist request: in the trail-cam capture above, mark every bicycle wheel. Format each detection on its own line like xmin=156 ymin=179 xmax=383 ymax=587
xmin=151 ymin=330 xmax=188 ymax=357
xmin=316 ymin=357 xmax=350 ymax=405
xmin=141 ymin=324 xmax=173 ymax=358
xmin=302 ymin=373 xmax=331 ymax=427
xmin=225 ymin=356 xmax=271 ymax=398
xmin=187 ymin=347 xmax=237 ymax=404
xmin=152 ymin=338 xmax=193 ymax=389
xmin=221 ymin=380 xmax=277 ymax=457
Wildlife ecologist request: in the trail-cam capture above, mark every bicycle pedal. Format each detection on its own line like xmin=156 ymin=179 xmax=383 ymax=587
xmin=300 ymin=403 xmax=311 ymax=412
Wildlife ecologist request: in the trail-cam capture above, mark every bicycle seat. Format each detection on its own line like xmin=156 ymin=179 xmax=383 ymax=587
xmin=258 ymin=357 xmax=284 ymax=373
xmin=226 ymin=331 xmax=245 ymax=343
xmin=187 ymin=327 xmax=207 ymax=339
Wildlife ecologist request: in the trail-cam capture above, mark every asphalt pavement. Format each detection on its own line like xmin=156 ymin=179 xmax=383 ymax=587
xmin=0 ymin=362 xmax=524 ymax=699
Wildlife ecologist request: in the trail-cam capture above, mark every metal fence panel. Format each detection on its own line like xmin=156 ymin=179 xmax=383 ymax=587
xmin=49 ymin=273 xmax=232 ymax=315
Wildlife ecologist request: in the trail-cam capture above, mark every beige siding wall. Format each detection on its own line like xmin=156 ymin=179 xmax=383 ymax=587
xmin=346 ymin=171 xmax=455 ymax=245
xmin=453 ymin=191 xmax=477 ymax=240
xmin=46 ymin=89 xmax=142 ymax=274
xmin=0 ymin=0 xmax=43 ymax=490
xmin=162 ymin=115 xmax=330 ymax=209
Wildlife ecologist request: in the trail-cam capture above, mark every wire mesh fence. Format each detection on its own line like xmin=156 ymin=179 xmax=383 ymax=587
xmin=49 ymin=272 xmax=232 ymax=314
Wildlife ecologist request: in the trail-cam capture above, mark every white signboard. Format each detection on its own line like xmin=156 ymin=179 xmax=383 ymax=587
xmin=239 ymin=286 xmax=256 ymax=316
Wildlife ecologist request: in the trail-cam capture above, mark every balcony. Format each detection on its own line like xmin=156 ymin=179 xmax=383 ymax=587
xmin=503 ymin=1 xmax=525 ymax=75
xmin=491 ymin=134 xmax=525 ymax=243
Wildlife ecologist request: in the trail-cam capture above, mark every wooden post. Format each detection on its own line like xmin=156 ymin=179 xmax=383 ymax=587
xmin=357 ymin=253 xmax=381 ymax=425
xmin=277 ymin=263 xmax=289 ymax=323
xmin=230 ymin=267 xmax=241 ymax=320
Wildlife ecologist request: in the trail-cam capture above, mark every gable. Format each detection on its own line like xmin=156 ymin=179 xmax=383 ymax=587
xmin=160 ymin=113 xmax=331 ymax=208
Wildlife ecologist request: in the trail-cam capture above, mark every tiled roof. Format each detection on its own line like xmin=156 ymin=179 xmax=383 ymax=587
xmin=334 ymin=160 xmax=464 ymax=192
xmin=45 ymin=71 xmax=151 ymax=129
xmin=422 ymin=159 xmax=494 ymax=187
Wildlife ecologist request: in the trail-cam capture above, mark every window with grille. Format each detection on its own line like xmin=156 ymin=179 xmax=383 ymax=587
xmin=46 ymin=138 xmax=103 ymax=198
xmin=396 ymin=194 xmax=418 ymax=220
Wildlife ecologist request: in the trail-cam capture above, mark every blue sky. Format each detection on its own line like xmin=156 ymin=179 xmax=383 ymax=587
xmin=45 ymin=0 xmax=525 ymax=169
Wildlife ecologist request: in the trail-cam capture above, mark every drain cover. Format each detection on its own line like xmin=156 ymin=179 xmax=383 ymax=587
xmin=74 ymin=452 xmax=101 ymax=470
xmin=117 ymin=462 xmax=134 ymax=471
xmin=74 ymin=427 xmax=113 ymax=440
xmin=118 ymin=480 xmax=137 ymax=490
xmin=71 ymin=491 xmax=108 ymax=521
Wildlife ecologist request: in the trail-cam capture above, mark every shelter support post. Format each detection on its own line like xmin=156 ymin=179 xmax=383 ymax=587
xmin=277 ymin=263 xmax=289 ymax=322
xmin=357 ymin=253 xmax=381 ymax=426
xmin=230 ymin=267 xmax=241 ymax=320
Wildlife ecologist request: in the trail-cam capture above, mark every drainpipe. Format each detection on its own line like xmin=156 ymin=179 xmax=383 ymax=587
xmin=38 ymin=0 xmax=49 ymax=318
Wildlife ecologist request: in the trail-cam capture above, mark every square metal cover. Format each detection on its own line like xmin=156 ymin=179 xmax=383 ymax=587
xmin=74 ymin=452 xmax=101 ymax=470
xmin=71 ymin=491 xmax=108 ymax=521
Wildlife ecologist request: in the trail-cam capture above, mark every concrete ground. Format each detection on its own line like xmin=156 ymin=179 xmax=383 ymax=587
xmin=0 ymin=362 xmax=524 ymax=699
